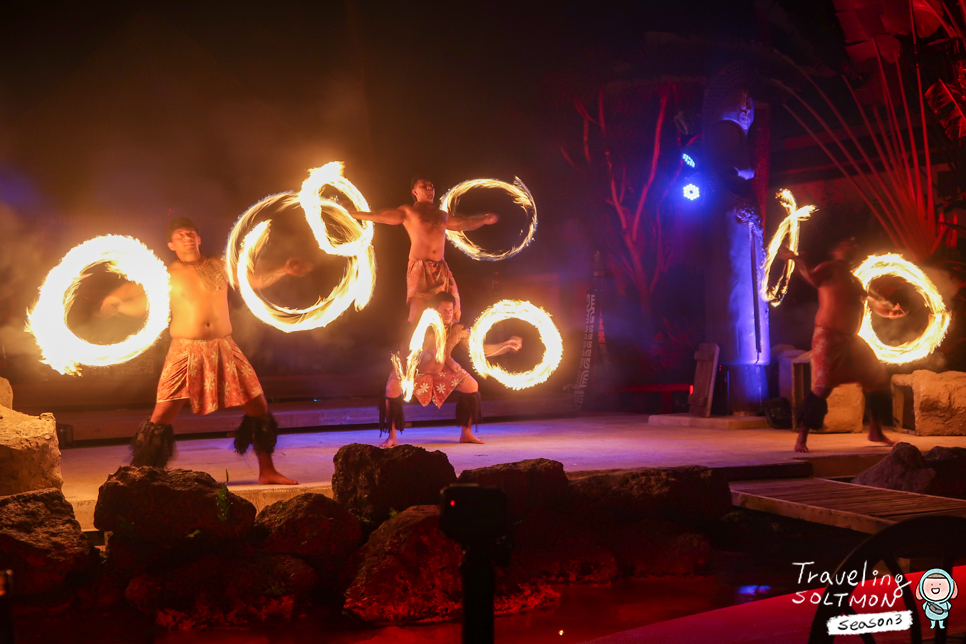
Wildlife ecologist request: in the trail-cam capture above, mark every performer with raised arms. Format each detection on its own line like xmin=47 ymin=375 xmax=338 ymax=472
xmin=778 ymin=238 xmax=904 ymax=453
xmin=350 ymin=175 xmax=500 ymax=324
xmin=381 ymin=292 xmax=522 ymax=447
xmin=100 ymin=217 xmax=310 ymax=483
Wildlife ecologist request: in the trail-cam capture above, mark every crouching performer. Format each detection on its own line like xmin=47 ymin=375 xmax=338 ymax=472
xmin=380 ymin=292 xmax=522 ymax=447
xmin=778 ymin=239 xmax=904 ymax=453
xmin=100 ymin=217 xmax=310 ymax=484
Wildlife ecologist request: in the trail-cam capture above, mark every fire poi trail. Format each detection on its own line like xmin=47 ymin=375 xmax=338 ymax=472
xmin=763 ymin=189 xmax=815 ymax=307
xmin=439 ymin=177 xmax=537 ymax=261
xmin=469 ymin=299 xmax=563 ymax=390
xmin=853 ymin=254 xmax=951 ymax=365
xmin=391 ymin=307 xmax=447 ymax=402
xmin=225 ymin=162 xmax=376 ymax=332
xmin=26 ymin=235 xmax=171 ymax=375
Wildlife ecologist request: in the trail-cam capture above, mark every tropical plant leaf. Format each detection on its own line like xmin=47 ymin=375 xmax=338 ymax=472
xmin=926 ymin=79 xmax=966 ymax=141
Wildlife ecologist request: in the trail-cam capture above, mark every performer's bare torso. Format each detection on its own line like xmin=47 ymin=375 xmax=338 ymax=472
xmin=400 ymin=201 xmax=448 ymax=262
xmin=813 ymin=259 xmax=866 ymax=335
xmin=167 ymin=258 xmax=231 ymax=340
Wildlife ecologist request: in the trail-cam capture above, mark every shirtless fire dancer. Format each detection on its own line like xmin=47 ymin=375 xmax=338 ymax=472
xmin=379 ymin=292 xmax=522 ymax=448
xmin=778 ymin=238 xmax=904 ymax=453
xmin=351 ymin=175 xmax=499 ymax=324
xmin=100 ymin=217 xmax=310 ymax=483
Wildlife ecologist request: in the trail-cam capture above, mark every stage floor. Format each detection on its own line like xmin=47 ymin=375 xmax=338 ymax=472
xmin=60 ymin=412 xmax=966 ymax=530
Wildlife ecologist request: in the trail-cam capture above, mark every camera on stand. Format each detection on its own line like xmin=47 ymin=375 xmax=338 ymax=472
xmin=440 ymin=485 xmax=511 ymax=644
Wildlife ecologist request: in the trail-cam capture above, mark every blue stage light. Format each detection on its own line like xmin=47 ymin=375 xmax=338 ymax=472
xmin=682 ymin=153 xmax=696 ymax=168
xmin=683 ymin=183 xmax=700 ymax=201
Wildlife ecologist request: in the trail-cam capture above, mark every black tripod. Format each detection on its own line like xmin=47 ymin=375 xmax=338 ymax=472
xmin=440 ymin=485 xmax=511 ymax=644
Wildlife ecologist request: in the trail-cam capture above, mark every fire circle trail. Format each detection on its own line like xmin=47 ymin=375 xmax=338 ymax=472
xmin=469 ymin=300 xmax=563 ymax=389
xmin=853 ymin=253 xmax=951 ymax=364
xmin=26 ymin=236 xmax=171 ymax=375
xmin=225 ymin=162 xmax=376 ymax=332
xmin=439 ymin=177 xmax=537 ymax=261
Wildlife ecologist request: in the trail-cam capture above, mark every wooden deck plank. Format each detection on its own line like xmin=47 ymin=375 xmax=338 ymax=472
xmin=730 ymin=478 xmax=966 ymax=533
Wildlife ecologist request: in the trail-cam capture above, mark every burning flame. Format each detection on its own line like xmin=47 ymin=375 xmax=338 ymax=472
xmin=391 ymin=307 xmax=446 ymax=402
xmin=762 ymin=189 xmax=814 ymax=306
xmin=853 ymin=254 xmax=951 ymax=364
xmin=26 ymin=236 xmax=170 ymax=375
xmin=438 ymin=177 xmax=537 ymax=261
xmin=468 ymin=300 xmax=563 ymax=390
xmin=225 ymin=162 xmax=376 ymax=332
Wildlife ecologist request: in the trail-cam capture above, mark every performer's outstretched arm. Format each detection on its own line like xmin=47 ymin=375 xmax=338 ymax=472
xmin=99 ymin=282 xmax=148 ymax=318
xmin=483 ymin=336 xmax=522 ymax=357
xmin=248 ymin=257 xmax=312 ymax=289
xmin=446 ymin=213 xmax=499 ymax=231
xmin=868 ymin=289 xmax=907 ymax=318
xmin=777 ymin=246 xmax=829 ymax=289
xmin=350 ymin=208 xmax=406 ymax=225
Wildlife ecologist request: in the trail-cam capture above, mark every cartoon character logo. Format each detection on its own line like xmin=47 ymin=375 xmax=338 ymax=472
xmin=915 ymin=568 xmax=959 ymax=630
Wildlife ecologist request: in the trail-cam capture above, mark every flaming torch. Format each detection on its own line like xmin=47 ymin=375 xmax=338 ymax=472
xmin=225 ymin=162 xmax=376 ymax=332
xmin=438 ymin=177 xmax=537 ymax=261
xmin=853 ymin=254 xmax=951 ymax=365
xmin=762 ymin=189 xmax=815 ymax=306
xmin=26 ymin=236 xmax=170 ymax=375
xmin=468 ymin=300 xmax=563 ymax=389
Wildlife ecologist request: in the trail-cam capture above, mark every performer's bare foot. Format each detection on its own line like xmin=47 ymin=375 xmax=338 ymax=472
xmin=379 ymin=430 xmax=399 ymax=448
xmin=256 ymin=452 xmax=298 ymax=485
xmin=868 ymin=427 xmax=896 ymax=447
xmin=794 ymin=435 xmax=809 ymax=453
xmin=459 ymin=427 xmax=484 ymax=444
xmin=258 ymin=470 xmax=299 ymax=485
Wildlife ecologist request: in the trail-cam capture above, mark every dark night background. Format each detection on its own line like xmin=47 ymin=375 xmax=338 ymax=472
xmin=0 ymin=0 xmax=899 ymax=397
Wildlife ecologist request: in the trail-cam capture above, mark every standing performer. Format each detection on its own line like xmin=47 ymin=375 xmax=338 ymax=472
xmin=380 ymin=292 xmax=522 ymax=448
xmin=351 ymin=175 xmax=499 ymax=324
xmin=778 ymin=239 xmax=904 ymax=453
xmin=100 ymin=217 xmax=309 ymax=483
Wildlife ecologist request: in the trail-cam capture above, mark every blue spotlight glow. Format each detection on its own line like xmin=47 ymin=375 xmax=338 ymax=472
xmin=683 ymin=183 xmax=700 ymax=201
xmin=682 ymin=153 xmax=696 ymax=168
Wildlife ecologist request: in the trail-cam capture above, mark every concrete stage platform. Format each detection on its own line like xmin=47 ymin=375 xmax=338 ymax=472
xmin=59 ymin=412 xmax=966 ymax=531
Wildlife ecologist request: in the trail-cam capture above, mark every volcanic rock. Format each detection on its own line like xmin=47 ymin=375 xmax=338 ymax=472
xmin=125 ymin=552 xmax=318 ymax=629
xmin=343 ymin=505 xmax=558 ymax=624
xmin=457 ymin=458 xmax=570 ymax=520
xmin=604 ymin=518 xmax=712 ymax=578
xmin=922 ymin=446 xmax=966 ymax=499
xmin=0 ymin=407 xmax=63 ymax=495
xmin=851 ymin=442 xmax=936 ymax=494
xmin=0 ymin=376 xmax=12 ymax=409
xmin=509 ymin=508 xmax=619 ymax=585
xmin=0 ymin=488 xmax=97 ymax=596
xmin=252 ymin=493 xmax=363 ymax=589
xmin=332 ymin=444 xmax=457 ymax=524
xmin=570 ymin=465 xmax=732 ymax=526
xmin=94 ymin=466 xmax=256 ymax=544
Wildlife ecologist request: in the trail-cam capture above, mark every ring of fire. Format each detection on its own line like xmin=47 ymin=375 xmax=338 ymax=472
xmin=225 ymin=162 xmax=376 ymax=332
xmin=26 ymin=235 xmax=171 ymax=375
xmin=853 ymin=254 xmax=951 ymax=365
xmin=468 ymin=300 xmax=563 ymax=389
xmin=439 ymin=177 xmax=537 ymax=262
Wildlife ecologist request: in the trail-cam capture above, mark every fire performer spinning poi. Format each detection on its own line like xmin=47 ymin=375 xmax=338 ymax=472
xmin=350 ymin=175 xmax=500 ymax=324
xmin=381 ymin=292 xmax=522 ymax=447
xmin=778 ymin=238 xmax=905 ymax=453
xmin=99 ymin=217 xmax=310 ymax=483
